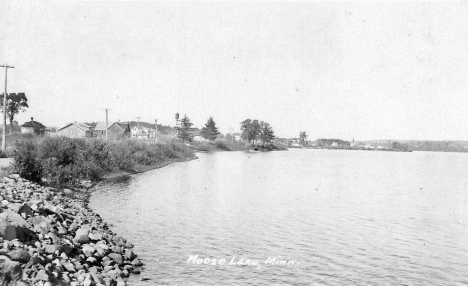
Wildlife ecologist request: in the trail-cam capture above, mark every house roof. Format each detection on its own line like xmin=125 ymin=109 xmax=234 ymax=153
xmin=95 ymin=122 xmax=116 ymax=131
xmin=57 ymin=122 xmax=93 ymax=132
xmin=116 ymin=123 xmax=130 ymax=129
xmin=21 ymin=119 xmax=46 ymax=129
xmin=132 ymin=126 xmax=150 ymax=131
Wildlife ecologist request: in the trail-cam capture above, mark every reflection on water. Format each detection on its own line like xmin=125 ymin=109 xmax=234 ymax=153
xmin=90 ymin=149 xmax=468 ymax=285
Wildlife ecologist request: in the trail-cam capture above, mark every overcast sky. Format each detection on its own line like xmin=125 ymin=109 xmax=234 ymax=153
xmin=1 ymin=1 xmax=468 ymax=140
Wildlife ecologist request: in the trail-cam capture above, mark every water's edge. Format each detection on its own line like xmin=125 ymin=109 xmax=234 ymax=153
xmin=87 ymin=155 xmax=199 ymax=283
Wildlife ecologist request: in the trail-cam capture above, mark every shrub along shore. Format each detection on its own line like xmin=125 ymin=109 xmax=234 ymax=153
xmin=1 ymin=137 xmax=195 ymax=286
xmin=11 ymin=137 xmax=195 ymax=186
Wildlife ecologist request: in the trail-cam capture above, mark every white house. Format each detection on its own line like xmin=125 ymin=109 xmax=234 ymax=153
xmin=131 ymin=126 xmax=150 ymax=139
xmin=189 ymin=130 xmax=205 ymax=142
xmin=232 ymin=133 xmax=243 ymax=142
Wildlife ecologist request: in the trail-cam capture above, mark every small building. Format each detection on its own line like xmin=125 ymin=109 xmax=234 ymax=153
xmin=147 ymin=128 xmax=158 ymax=138
xmin=21 ymin=117 xmax=50 ymax=136
xmin=95 ymin=122 xmax=131 ymax=139
xmin=189 ymin=130 xmax=205 ymax=142
xmin=232 ymin=133 xmax=243 ymax=142
xmin=57 ymin=122 xmax=94 ymax=138
xmin=331 ymin=142 xmax=339 ymax=147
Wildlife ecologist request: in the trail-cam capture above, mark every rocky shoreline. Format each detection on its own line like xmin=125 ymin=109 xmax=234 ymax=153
xmin=1 ymin=155 xmax=198 ymax=286
xmin=0 ymin=174 xmax=144 ymax=286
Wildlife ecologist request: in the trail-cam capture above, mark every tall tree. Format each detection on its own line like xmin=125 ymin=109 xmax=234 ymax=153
xmin=240 ymin=119 xmax=261 ymax=145
xmin=0 ymin=93 xmax=29 ymax=133
xmin=259 ymin=121 xmax=275 ymax=146
xmin=240 ymin=119 xmax=252 ymax=143
xmin=201 ymin=116 xmax=220 ymax=141
xmin=176 ymin=114 xmax=194 ymax=143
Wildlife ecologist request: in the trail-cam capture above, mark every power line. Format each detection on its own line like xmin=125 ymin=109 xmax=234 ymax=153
xmin=1 ymin=64 xmax=14 ymax=152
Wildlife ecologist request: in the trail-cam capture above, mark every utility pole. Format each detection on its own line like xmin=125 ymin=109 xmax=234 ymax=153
xmin=229 ymin=127 xmax=234 ymax=143
xmin=1 ymin=64 xmax=14 ymax=152
xmin=103 ymin=108 xmax=110 ymax=140
xmin=135 ymin=117 xmax=141 ymax=139
xmin=154 ymin=119 xmax=158 ymax=144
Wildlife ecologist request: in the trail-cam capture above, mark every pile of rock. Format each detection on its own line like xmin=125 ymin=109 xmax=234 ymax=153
xmin=0 ymin=175 xmax=143 ymax=286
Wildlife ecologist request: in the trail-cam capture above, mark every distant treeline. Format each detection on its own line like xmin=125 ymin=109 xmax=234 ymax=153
xmin=406 ymin=141 xmax=468 ymax=152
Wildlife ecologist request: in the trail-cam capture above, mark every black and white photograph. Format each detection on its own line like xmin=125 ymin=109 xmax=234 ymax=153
xmin=1 ymin=1 xmax=468 ymax=285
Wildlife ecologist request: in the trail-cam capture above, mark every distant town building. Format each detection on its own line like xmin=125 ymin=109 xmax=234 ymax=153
xmin=232 ymin=133 xmax=243 ymax=142
xmin=57 ymin=122 xmax=94 ymax=138
xmin=95 ymin=122 xmax=131 ymax=139
xmin=21 ymin=117 xmax=50 ymax=136
xmin=131 ymin=125 xmax=150 ymax=139
xmin=188 ymin=130 xmax=205 ymax=142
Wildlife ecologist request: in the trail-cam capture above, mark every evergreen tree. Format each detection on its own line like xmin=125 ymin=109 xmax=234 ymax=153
xmin=176 ymin=114 xmax=194 ymax=143
xmin=299 ymin=132 xmax=308 ymax=146
xmin=201 ymin=116 xmax=220 ymax=141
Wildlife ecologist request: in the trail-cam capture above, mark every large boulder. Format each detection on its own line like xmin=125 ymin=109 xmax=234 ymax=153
xmin=63 ymin=189 xmax=73 ymax=195
xmin=112 ymin=235 xmax=126 ymax=246
xmin=2 ymin=209 xmax=31 ymax=227
xmin=83 ymin=245 xmax=96 ymax=257
xmin=44 ymin=244 xmax=60 ymax=255
xmin=34 ymin=269 xmax=52 ymax=282
xmin=8 ymin=203 xmax=22 ymax=213
xmin=124 ymin=249 xmax=136 ymax=261
xmin=74 ymin=226 xmax=91 ymax=244
xmin=44 ymin=203 xmax=59 ymax=215
xmin=3 ymin=225 xmax=25 ymax=241
xmin=63 ymin=262 xmax=76 ymax=273
xmin=2 ymin=224 xmax=38 ymax=242
xmin=68 ymin=222 xmax=79 ymax=232
xmin=18 ymin=203 xmax=33 ymax=218
xmin=108 ymin=253 xmax=123 ymax=265
xmin=7 ymin=249 xmax=31 ymax=263
xmin=131 ymin=258 xmax=142 ymax=266
xmin=61 ymin=244 xmax=74 ymax=256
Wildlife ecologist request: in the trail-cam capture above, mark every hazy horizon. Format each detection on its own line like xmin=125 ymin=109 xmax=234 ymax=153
xmin=2 ymin=2 xmax=468 ymax=140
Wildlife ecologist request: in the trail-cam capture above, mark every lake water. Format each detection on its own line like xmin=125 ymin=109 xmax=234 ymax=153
xmin=89 ymin=149 xmax=468 ymax=285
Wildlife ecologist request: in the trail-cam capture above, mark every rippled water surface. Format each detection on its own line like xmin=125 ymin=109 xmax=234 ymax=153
xmin=90 ymin=149 xmax=468 ymax=285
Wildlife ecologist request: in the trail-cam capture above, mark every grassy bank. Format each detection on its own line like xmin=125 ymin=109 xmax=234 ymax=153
xmin=10 ymin=136 xmax=194 ymax=186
